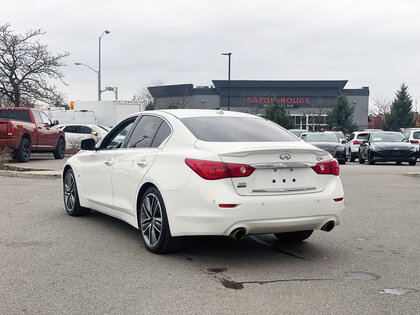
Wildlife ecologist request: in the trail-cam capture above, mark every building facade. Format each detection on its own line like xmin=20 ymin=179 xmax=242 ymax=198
xmin=148 ymin=80 xmax=369 ymax=130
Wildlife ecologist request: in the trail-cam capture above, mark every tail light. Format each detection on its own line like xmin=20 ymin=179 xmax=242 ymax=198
xmin=185 ymin=159 xmax=255 ymax=180
xmin=353 ymin=140 xmax=360 ymax=145
xmin=312 ymin=159 xmax=340 ymax=176
xmin=410 ymin=140 xmax=419 ymax=144
xmin=7 ymin=124 xmax=15 ymax=136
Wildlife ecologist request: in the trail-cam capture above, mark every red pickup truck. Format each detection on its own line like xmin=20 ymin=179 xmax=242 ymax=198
xmin=0 ymin=107 xmax=66 ymax=162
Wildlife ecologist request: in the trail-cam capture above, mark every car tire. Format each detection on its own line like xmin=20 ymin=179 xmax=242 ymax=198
xmin=53 ymin=138 xmax=65 ymax=159
xmin=350 ymin=152 xmax=356 ymax=162
xmin=138 ymin=187 xmax=184 ymax=254
xmin=396 ymin=161 xmax=402 ymax=165
xmin=273 ymin=230 xmax=313 ymax=242
xmin=339 ymin=159 xmax=346 ymax=165
xmin=63 ymin=168 xmax=91 ymax=216
xmin=15 ymin=137 xmax=31 ymax=162
xmin=368 ymin=152 xmax=375 ymax=165
xmin=409 ymin=161 xmax=416 ymax=166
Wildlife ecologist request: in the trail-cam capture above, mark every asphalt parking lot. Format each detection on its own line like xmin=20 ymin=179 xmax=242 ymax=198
xmin=0 ymin=161 xmax=419 ymax=314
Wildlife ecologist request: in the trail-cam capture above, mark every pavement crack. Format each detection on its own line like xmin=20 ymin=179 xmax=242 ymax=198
xmin=248 ymin=235 xmax=308 ymax=260
xmin=219 ymin=277 xmax=335 ymax=290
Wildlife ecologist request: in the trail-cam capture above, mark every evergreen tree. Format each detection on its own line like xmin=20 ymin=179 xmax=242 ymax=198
xmin=383 ymin=83 xmax=415 ymax=130
xmin=327 ymin=94 xmax=356 ymax=132
xmin=264 ymin=99 xmax=294 ymax=129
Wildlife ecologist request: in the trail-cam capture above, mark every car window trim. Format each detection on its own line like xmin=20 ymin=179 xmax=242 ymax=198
xmin=99 ymin=116 xmax=138 ymax=150
xmin=123 ymin=113 xmax=173 ymax=149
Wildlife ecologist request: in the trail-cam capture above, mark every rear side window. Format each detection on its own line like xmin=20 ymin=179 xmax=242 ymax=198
xmin=0 ymin=109 xmax=31 ymax=122
xmin=151 ymin=121 xmax=171 ymax=148
xmin=78 ymin=126 xmax=92 ymax=134
xmin=180 ymin=117 xmax=298 ymax=142
xmin=127 ymin=115 xmax=164 ymax=148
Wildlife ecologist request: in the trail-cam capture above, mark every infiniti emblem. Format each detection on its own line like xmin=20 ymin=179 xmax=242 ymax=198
xmin=280 ymin=153 xmax=292 ymax=160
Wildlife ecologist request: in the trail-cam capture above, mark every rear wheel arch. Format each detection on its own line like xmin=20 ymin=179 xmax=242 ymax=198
xmin=63 ymin=164 xmax=72 ymax=179
xmin=136 ymin=182 xmax=158 ymax=223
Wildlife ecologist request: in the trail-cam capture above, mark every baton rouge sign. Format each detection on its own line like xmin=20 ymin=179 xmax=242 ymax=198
xmin=246 ymin=97 xmax=311 ymax=107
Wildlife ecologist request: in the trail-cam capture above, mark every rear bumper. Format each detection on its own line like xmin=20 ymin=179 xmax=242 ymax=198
xmin=162 ymin=176 xmax=344 ymax=237
xmin=0 ymin=137 xmax=19 ymax=149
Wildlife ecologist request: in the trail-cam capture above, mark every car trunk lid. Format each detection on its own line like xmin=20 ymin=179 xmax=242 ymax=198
xmin=195 ymin=141 xmax=332 ymax=196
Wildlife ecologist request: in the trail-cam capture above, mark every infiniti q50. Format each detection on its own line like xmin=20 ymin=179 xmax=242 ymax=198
xmin=62 ymin=110 xmax=344 ymax=254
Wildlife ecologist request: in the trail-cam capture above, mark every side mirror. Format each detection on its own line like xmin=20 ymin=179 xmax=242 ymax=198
xmin=340 ymin=139 xmax=347 ymax=144
xmin=52 ymin=120 xmax=59 ymax=126
xmin=81 ymin=138 xmax=96 ymax=151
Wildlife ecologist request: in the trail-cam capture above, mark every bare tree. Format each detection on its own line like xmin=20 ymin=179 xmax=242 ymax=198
xmin=0 ymin=24 xmax=69 ymax=107
xmin=134 ymin=79 xmax=166 ymax=110
xmin=370 ymin=96 xmax=391 ymax=116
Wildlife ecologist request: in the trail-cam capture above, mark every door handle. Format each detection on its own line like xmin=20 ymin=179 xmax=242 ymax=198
xmin=137 ymin=161 xmax=148 ymax=168
xmin=104 ymin=161 xmax=113 ymax=167
xmin=38 ymin=127 xmax=42 ymax=129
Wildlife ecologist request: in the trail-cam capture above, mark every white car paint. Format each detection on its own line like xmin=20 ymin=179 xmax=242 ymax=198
xmin=344 ymin=131 xmax=369 ymax=160
xmin=58 ymin=124 xmax=108 ymax=149
xmin=63 ymin=110 xmax=344 ymax=246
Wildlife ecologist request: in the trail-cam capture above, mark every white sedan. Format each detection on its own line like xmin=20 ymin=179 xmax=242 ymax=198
xmin=62 ymin=110 xmax=344 ymax=254
xmin=58 ymin=124 xmax=109 ymax=149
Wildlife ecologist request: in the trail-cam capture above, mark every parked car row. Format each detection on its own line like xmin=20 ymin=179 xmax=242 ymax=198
xmin=0 ymin=107 xmax=114 ymax=162
xmin=295 ymin=128 xmax=419 ymax=166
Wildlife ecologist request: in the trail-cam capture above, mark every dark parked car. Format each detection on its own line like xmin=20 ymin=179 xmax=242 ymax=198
xmin=300 ymin=132 xmax=346 ymax=164
xmin=358 ymin=131 xmax=417 ymax=165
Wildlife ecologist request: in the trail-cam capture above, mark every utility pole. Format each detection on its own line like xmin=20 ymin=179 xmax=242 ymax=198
xmin=221 ymin=52 xmax=232 ymax=111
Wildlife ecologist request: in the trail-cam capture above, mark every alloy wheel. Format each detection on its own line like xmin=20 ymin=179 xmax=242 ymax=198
xmin=59 ymin=140 xmax=65 ymax=156
xmin=64 ymin=171 xmax=76 ymax=211
xmin=23 ymin=141 xmax=30 ymax=160
xmin=140 ymin=193 xmax=163 ymax=247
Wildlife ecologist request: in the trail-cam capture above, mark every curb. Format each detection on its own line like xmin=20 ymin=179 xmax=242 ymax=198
xmin=0 ymin=170 xmax=61 ymax=179
xmin=403 ymin=172 xmax=420 ymax=178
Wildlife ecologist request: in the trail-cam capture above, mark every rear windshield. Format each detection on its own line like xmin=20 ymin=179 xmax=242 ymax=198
xmin=413 ymin=131 xmax=420 ymax=140
xmin=0 ymin=109 xmax=31 ymax=122
xmin=180 ymin=117 xmax=298 ymax=142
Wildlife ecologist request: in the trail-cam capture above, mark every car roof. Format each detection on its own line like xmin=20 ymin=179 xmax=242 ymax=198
xmin=158 ymin=109 xmax=256 ymax=119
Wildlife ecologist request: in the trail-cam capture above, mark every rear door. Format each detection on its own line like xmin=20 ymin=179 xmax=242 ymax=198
xmin=63 ymin=125 xmax=77 ymax=149
xmin=33 ymin=110 xmax=49 ymax=149
xmin=112 ymin=115 xmax=170 ymax=215
xmin=38 ymin=112 xmax=59 ymax=150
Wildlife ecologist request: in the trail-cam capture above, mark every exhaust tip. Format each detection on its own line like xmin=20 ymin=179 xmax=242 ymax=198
xmin=229 ymin=228 xmax=247 ymax=240
xmin=321 ymin=221 xmax=335 ymax=232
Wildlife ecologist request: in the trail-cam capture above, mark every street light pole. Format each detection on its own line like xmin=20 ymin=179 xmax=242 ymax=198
xmin=221 ymin=52 xmax=232 ymax=111
xmin=98 ymin=30 xmax=110 ymax=101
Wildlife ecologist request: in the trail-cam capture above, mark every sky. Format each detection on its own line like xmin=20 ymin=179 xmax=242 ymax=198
xmin=1 ymin=0 xmax=420 ymax=109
